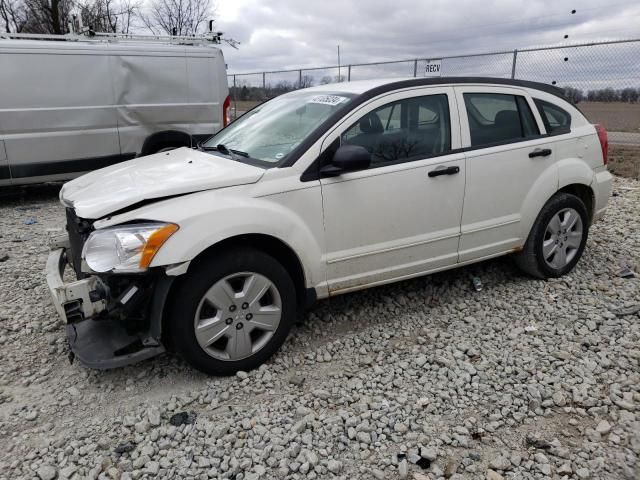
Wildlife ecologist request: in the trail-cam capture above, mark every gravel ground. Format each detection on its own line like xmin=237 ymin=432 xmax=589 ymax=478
xmin=0 ymin=178 xmax=639 ymax=480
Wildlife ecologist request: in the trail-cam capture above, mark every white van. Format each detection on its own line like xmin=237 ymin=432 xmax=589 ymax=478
xmin=0 ymin=35 xmax=229 ymax=186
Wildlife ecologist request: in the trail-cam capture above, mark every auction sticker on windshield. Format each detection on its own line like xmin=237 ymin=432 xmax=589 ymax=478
xmin=308 ymin=95 xmax=349 ymax=106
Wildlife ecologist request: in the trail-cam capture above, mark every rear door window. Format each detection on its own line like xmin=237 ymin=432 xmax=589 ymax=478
xmin=534 ymin=99 xmax=571 ymax=134
xmin=464 ymin=93 xmax=540 ymax=147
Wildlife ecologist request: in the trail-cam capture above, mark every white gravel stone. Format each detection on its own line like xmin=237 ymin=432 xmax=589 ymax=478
xmin=398 ymin=458 xmax=408 ymax=479
xmin=486 ymin=470 xmax=504 ymax=480
xmin=36 ymin=466 xmax=56 ymax=480
xmin=576 ymin=467 xmax=591 ymax=479
xmin=489 ymin=455 xmax=511 ymax=471
xmin=596 ymin=419 xmax=612 ymax=434
xmin=420 ymin=447 xmax=438 ymax=461
xmin=147 ymin=407 xmax=161 ymax=427
xmin=327 ymin=459 xmax=342 ymax=474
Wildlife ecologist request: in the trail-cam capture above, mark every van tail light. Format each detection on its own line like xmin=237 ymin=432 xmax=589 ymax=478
xmin=594 ymin=124 xmax=608 ymax=165
xmin=222 ymin=95 xmax=231 ymax=128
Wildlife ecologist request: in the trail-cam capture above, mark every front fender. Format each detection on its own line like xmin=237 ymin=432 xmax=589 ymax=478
xmin=115 ymin=187 xmax=325 ymax=289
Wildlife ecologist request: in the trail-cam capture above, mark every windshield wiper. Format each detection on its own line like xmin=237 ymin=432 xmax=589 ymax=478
xmin=228 ymin=148 xmax=250 ymax=158
xmin=200 ymin=143 xmax=250 ymax=158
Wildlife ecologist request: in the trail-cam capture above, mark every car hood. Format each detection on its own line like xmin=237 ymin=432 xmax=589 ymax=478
xmin=60 ymin=148 xmax=265 ymax=219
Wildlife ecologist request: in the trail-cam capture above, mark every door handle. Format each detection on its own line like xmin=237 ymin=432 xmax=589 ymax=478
xmin=529 ymin=148 xmax=552 ymax=158
xmin=428 ymin=166 xmax=460 ymax=177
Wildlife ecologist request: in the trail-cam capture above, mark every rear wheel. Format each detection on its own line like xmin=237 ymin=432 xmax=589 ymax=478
xmin=167 ymin=248 xmax=297 ymax=375
xmin=514 ymin=193 xmax=589 ymax=279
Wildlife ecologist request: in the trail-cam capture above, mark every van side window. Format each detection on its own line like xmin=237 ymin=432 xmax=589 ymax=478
xmin=341 ymin=94 xmax=451 ymax=168
xmin=534 ymin=99 xmax=572 ymax=134
xmin=463 ymin=93 xmax=540 ymax=147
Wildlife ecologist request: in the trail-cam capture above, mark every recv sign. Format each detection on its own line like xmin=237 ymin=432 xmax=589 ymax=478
xmin=425 ymin=59 xmax=442 ymax=77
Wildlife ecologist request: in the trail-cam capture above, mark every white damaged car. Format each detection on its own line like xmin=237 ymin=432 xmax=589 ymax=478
xmin=46 ymin=77 xmax=612 ymax=375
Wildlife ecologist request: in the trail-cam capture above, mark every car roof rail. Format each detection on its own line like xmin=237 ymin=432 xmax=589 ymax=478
xmin=0 ymin=30 xmax=224 ymax=46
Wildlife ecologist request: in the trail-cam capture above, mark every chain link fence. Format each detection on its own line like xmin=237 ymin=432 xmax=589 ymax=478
xmin=228 ymin=38 xmax=640 ymax=147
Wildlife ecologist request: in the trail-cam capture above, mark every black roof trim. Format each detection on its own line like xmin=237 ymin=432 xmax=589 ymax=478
xmin=363 ymin=76 xmax=571 ymax=102
xmin=279 ymin=76 xmax=570 ymax=169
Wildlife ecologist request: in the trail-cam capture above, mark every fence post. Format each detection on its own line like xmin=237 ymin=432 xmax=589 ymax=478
xmin=233 ymin=74 xmax=237 ymax=118
xmin=347 ymin=65 xmax=351 ymax=82
xmin=299 ymin=69 xmax=302 ymax=88
xmin=262 ymin=72 xmax=266 ymax=91
xmin=413 ymin=59 xmax=418 ymax=77
xmin=511 ymin=49 xmax=518 ymax=79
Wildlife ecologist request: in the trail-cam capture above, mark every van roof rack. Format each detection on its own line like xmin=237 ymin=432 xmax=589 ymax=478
xmin=0 ymin=30 xmax=226 ymax=46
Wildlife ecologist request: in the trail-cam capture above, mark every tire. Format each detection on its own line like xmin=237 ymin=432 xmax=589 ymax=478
xmin=514 ymin=192 xmax=589 ymax=279
xmin=167 ymin=248 xmax=297 ymax=375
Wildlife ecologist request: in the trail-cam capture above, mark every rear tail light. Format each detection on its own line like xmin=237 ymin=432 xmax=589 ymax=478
xmin=222 ymin=95 xmax=231 ymax=128
xmin=594 ymin=124 xmax=608 ymax=165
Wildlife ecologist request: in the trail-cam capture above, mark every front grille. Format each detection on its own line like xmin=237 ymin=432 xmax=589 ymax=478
xmin=65 ymin=208 xmax=91 ymax=279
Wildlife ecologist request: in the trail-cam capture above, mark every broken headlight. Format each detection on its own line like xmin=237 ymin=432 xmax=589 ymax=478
xmin=82 ymin=223 xmax=178 ymax=273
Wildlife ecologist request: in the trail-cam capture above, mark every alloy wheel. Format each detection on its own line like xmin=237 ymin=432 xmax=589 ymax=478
xmin=193 ymin=272 xmax=282 ymax=361
xmin=542 ymin=208 xmax=583 ymax=269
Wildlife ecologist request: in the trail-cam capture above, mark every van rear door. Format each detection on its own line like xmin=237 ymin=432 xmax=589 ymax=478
xmin=186 ymin=48 xmax=227 ymax=141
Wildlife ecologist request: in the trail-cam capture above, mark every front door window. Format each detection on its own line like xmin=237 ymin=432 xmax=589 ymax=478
xmin=341 ymin=94 xmax=452 ymax=167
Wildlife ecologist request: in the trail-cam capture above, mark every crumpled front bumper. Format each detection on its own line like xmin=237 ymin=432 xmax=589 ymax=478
xmin=46 ymin=247 xmax=107 ymax=323
xmin=45 ymin=245 xmax=167 ymax=369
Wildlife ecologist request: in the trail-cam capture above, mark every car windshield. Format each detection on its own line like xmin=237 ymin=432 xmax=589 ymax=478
xmin=203 ymin=91 xmax=355 ymax=164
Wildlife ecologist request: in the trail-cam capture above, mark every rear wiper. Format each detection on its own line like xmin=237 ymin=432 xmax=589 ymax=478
xmin=200 ymin=143 xmax=250 ymax=158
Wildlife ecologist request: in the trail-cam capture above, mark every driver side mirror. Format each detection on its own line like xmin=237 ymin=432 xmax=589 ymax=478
xmin=320 ymin=145 xmax=371 ymax=177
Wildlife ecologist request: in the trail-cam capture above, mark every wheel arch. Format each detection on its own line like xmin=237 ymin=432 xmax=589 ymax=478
xmin=520 ymin=156 xmax=596 ymax=242
xmin=171 ymin=233 xmax=313 ymax=313
xmin=555 ymin=157 xmax=596 ymax=224
xmin=521 ymin=179 xmax=595 ymax=247
xmin=557 ymin=183 xmax=595 ymax=223
xmin=139 ymin=130 xmax=192 ymax=156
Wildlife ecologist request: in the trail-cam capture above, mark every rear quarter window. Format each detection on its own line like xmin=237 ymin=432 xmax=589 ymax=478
xmin=534 ymin=99 xmax=572 ymax=134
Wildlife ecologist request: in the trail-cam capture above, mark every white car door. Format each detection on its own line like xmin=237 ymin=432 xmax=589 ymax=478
xmin=318 ymin=87 xmax=466 ymax=295
xmin=454 ymin=86 xmax=559 ymax=263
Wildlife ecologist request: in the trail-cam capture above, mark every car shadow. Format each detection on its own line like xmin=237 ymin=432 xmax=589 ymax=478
xmin=0 ymin=182 xmax=63 ymax=203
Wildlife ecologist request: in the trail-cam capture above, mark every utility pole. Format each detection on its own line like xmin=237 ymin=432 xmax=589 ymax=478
xmin=337 ymin=45 xmax=341 ymax=82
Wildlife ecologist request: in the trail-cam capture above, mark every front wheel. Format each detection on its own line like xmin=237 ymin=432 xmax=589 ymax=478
xmin=514 ymin=193 xmax=589 ymax=279
xmin=167 ymin=248 xmax=297 ymax=375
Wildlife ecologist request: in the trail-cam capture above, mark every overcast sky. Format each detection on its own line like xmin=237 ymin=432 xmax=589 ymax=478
xmin=215 ymin=0 xmax=640 ymax=74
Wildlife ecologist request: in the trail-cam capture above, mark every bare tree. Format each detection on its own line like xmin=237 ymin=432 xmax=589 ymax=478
xmin=141 ymin=0 xmax=214 ymax=36
xmin=77 ymin=0 xmax=139 ymax=33
xmin=19 ymin=0 xmax=74 ymax=33
xmin=299 ymin=75 xmax=314 ymax=88
xmin=563 ymin=86 xmax=583 ymax=104
xmin=1 ymin=0 xmax=28 ymax=32
xmin=3 ymin=0 xmax=140 ymax=35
